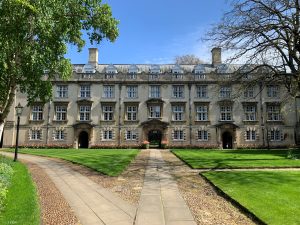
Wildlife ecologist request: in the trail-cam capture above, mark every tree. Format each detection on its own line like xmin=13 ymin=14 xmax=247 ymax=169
xmin=0 ymin=0 xmax=119 ymax=139
xmin=205 ymin=0 xmax=300 ymax=93
xmin=174 ymin=54 xmax=204 ymax=65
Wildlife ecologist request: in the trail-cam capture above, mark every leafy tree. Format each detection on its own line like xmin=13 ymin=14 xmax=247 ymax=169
xmin=0 ymin=0 xmax=119 ymax=138
xmin=205 ymin=0 xmax=300 ymax=94
xmin=174 ymin=54 xmax=204 ymax=65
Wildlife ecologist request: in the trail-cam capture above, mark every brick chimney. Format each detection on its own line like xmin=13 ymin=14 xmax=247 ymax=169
xmin=211 ymin=47 xmax=222 ymax=66
xmin=88 ymin=48 xmax=98 ymax=66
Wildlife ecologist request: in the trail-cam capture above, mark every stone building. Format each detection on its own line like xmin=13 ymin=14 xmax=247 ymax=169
xmin=1 ymin=48 xmax=300 ymax=149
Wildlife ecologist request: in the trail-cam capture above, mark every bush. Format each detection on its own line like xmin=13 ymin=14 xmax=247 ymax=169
xmin=0 ymin=157 xmax=14 ymax=211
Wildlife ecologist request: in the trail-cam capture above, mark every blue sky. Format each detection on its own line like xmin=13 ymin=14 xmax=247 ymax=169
xmin=65 ymin=0 xmax=229 ymax=64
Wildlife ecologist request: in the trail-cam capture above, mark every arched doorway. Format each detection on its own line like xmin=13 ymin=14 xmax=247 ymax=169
xmin=222 ymin=131 xmax=233 ymax=149
xmin=148 ymin=130 xmax=162 ymax=148
xmin=78 ymin=131 xmax=89 ymax=148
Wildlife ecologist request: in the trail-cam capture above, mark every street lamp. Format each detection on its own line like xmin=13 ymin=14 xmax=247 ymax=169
xmin=14 ymin=103 xmax=23 ymax=162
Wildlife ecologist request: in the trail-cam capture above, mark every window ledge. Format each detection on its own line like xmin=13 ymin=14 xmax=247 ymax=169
xmin=29 ymin=120 xmax=44 ymax=123
xmin=76 ymin=120 xmax=92 ymax=123
xmin=54 ymin=97 xmax=69 ymax=100
xmin=52 ymin=120 xmax=68 ymax=123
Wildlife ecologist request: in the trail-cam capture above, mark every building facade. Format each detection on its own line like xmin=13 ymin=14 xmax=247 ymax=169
xmin=1 ymin=48 xmax=300 ymax=149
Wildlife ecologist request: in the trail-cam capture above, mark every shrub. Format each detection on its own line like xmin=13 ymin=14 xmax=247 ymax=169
xmin=0 ymin=157 xmax=14 ymax=211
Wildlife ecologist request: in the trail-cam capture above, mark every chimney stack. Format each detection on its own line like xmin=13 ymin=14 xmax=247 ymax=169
xmin=88 ymin=48 xmax=98 ymax=66
xmin=211 ymin=47 xmax=222 ymax=66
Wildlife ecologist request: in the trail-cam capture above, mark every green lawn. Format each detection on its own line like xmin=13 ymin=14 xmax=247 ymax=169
xmin=0 ymin=159 xmax=40 ymax=225
xmin=172 ymin=149 xmax=300 ymax=169
xmin=203 ymin=171 xmax=300 ymax=225
xmin=15 ymin=149 xmax=139 ymax=176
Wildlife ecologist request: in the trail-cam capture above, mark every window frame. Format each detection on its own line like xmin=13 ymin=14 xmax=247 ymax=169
xmin=30 ymin=130 xmax=41 ymax=140
xmin=244 ymin=105 xmax=256 ymax=121
xmin=56 ymin=85 xmax=68 ymax=98
xmin=219 ymin=86 xmax=231 ymax=98
xmin=173 ymin=130 xmax=184 ymax=141
xmin=32 ymin=105 xmax=43 ymax=121
xmin=267 ymin=105 xmax=281 ymax=121
xmin=149 ymin=85 xmax=161 ymax=98
xmin=80 ymin=85 xmax=91 ymax=98
xmin=172 ymin=105 xmax=184 ymax=121
xmin=149 ymin=105 xmax=161 ymax=118
xmin=196 ymin=85 xmax=208 ymax=98
xmin=246 ymin=130 xmax=256 ymax=141
xmin=197 ymin=130 xmax=208 ymax=141
xmin=79 ymin=105 xmax=91 ymax=121
xmin=126 ymin=105 xmax=137 ymax=121
xmin=126 ymin=85 xmax=138 ymax=98
xmin=103 ymin=105 xmax=114 ymax=121
xmin=220 ymin=105 xmax=232 ymax=121
xmin=172 ymin=85 xmax=184 ymax=99
xmin=196 ymin=105 xmax=208 ymax=121
xmin=103 ymin=85 xmax=115 ymax=98
xmin=55 ymin=105 xmax=67 ymax=121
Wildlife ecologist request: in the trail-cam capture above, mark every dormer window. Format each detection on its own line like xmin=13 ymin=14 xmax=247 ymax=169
xmin=194 ymin=65 xmax=206 ymax=80
xmin=150 ymin=65 xmax=161 ymax=74
xmin=172 ymin=65 xmax=183 ymax=74
xmin=105 ymin=64 xmax=117 ymax=79
xmin=172 ymin=65 xmax=183 ymax=79
xmin=216 ymin=64 xmax=236 ymax=78
xmin=83 ymin=64 xmax=96 ymax=73
xmin=149 ymin=65 xmax=161 ymax=80
xmin=128 ymin=65 xmax=138 ymax=79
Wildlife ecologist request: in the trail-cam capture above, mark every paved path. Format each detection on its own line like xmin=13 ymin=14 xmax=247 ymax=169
xmin=1 ymin=150 xmax=196 ymax=225
xmin=1 ymin=152 xmax=136 ymax=225
xmin=135 ymin=149 xmax=196 ymax=225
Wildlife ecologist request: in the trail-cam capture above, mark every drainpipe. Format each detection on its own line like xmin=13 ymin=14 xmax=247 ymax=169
xmin=45 ymin=100 xmax=51 ymax=145
xmin=259 ymin=82 xmax=265 ymax=147
xmin=188 ymin=84 xmax=192 ymax=145
xmin=118 ymin=84 xmax=122 ymax=146
xmin=294 ymin=96 xmax=299 ymax=145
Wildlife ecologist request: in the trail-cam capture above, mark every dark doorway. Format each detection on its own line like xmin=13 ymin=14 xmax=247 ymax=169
xmin=222 ymin=131 xmax=233 ymax=149
xmin=78 ymin=131 xmax=89 ymax=148
xmin=148 ymin=130 xmax=162 ymax=148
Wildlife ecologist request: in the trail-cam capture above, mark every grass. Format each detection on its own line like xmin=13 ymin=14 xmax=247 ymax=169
xmin=0 ymin=159 xmax=40 ymax=225
xmin=203 ymin=171 xmax=300 ymax=225
xmin=14 ymin=149 xmax=139 ymax=176
xmin=172 ymin=149 xmax=300 ymax=169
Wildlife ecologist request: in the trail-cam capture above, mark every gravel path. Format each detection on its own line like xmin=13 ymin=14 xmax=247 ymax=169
xmin=24 ymin=160 xmax=80 ymax=225
xmin=161 ymin=151 xmax=256 ymax=225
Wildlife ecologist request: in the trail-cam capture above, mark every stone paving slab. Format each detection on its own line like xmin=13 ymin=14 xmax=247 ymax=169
xmin=1 ymin=153 xmax=135 ymax=225
xmin=135 ymin=149 xmax=196 ymax=225
xmin=1 ymin=150 xmax=196 ymax=225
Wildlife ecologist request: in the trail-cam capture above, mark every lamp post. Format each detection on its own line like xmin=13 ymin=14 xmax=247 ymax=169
xmin=14 ymin=103 xmax=23 ymax=162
